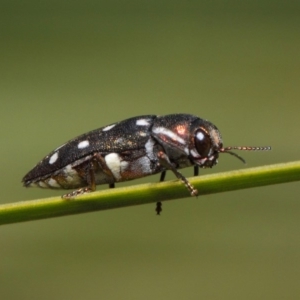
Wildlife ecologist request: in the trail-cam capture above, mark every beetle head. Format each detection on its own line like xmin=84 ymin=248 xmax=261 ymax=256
xmin=190 ymin=119 xmax=271 ymax=168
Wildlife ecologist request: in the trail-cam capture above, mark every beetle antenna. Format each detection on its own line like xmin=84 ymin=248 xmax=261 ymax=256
xmin=219 ymin=146 xmax=271 ymax=164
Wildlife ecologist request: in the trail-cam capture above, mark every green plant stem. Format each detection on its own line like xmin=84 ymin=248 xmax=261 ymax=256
xmin=0 ymin=161 xmax=299 ymax=225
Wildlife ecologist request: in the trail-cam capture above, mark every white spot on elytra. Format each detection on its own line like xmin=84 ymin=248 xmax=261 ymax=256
xmin=49 ymin=152 xmax=59 ymax=164
xmin=105 ymin=153 xmax=121 ymax=180
xmin=152 ymin=127 xmax=186 ymax=144
xmin=78 ymin=140 xmax=90 ymax=149
xmin=136 ymin=119 xmax=150 ymax=126
xmin=103 ymin=124 xmax=116 ymax=131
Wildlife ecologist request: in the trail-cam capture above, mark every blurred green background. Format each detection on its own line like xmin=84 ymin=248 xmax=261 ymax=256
xmin=1 ymin=0 xmax=300 ymax=299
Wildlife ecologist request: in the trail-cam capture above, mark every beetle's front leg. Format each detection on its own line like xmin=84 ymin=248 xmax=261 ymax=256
xmin=157 ymin=151 xmax=198 ymax=197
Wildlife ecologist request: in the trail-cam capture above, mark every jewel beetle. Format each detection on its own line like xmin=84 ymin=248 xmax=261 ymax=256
xmin=22 ymin=114 xmax=271 ymax=214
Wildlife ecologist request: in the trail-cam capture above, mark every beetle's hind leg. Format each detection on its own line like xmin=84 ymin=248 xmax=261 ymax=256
xmin=62 ymin=161 xmax=97 ymax=199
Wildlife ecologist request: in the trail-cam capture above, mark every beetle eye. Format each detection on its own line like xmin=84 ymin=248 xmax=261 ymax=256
xmin=194 ymin=129 xmax=212 ymax=157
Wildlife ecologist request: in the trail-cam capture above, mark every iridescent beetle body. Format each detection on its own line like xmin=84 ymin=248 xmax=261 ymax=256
xmin=23 ymin=114 xmax=270 ymax=214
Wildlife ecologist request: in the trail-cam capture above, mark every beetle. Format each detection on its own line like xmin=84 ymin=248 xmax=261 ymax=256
xmin=22 ymin=114 xmax=270 ymax=214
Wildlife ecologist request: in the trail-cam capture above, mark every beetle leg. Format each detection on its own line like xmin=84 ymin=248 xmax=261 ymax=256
xmin=194 ymin=165 xmax=199 ymax=176
xmin=155 ymin=170 xmax=167 ymax=215
xmin=62 ymin=160 xmax=96 ymax=199
xmin=157 ymin=151 xmax=198 ymax=196
xmin=160 ymin=170 xmax=166 ymax=182
xmin=155 ymin=202 xmax=162 ymax=215
xmin=62 ymin=186 xmax=93 ymax=199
